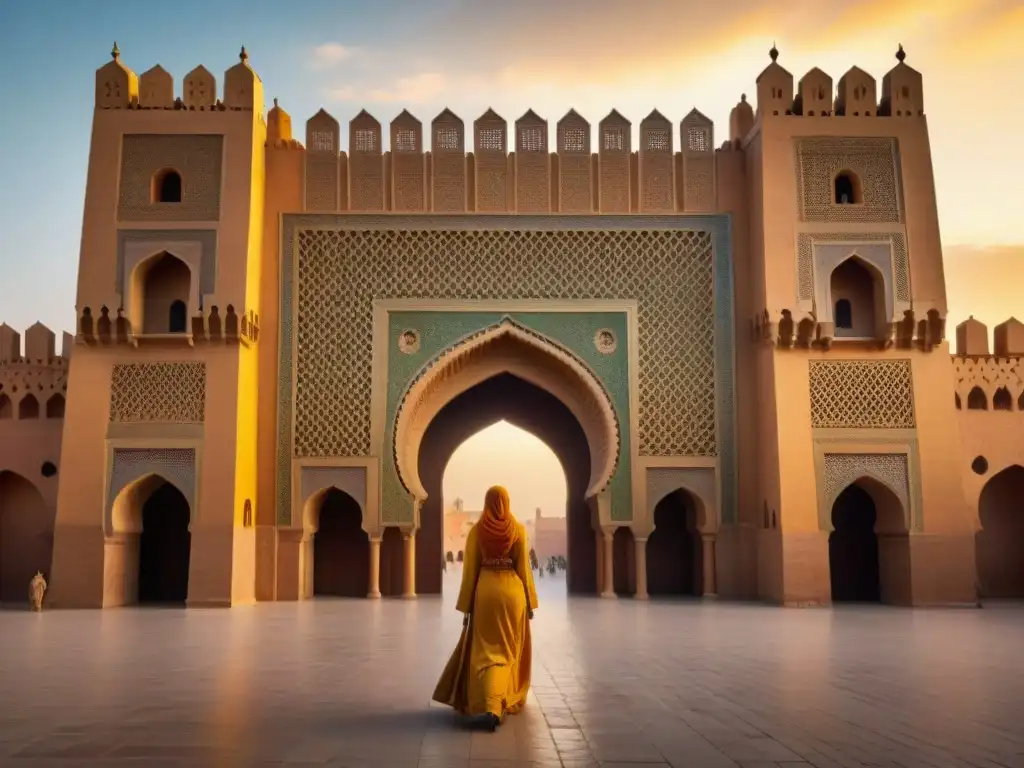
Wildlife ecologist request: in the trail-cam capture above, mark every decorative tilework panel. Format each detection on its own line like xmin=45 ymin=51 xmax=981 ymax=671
xmin=809 ymin=360 xmax=915 ymax=429
xmin=118 ymin=134 xmax=223 ymax=222
xmin=109 ymin=362 xmax=206 ymax=423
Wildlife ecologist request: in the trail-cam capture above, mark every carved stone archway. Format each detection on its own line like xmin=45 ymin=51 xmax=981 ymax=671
xmin=393 ymin=318 xmax=621 ymax=507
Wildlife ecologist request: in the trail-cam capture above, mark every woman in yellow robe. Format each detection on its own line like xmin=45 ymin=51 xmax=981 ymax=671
xmin=432 ymin=486 xmax=539 ymax=731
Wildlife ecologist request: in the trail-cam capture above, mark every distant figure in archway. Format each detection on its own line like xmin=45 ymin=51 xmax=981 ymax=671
xmin=433 ymin=486 xmax=538 ymax=733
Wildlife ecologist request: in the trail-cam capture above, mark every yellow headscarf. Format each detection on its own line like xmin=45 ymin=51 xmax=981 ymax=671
xmin=478 ymin=485 xmax=517 ymax=559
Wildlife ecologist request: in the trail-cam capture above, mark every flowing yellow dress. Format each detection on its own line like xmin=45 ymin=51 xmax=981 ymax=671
xmin=433 ymin=521 xmax=539 ymax=718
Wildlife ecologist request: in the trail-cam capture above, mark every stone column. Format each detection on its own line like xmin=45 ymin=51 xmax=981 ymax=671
xmin=368 ymin=535 xmax=381 ymax=599
xmin=701 ymin=533 xmax=717 ymax=598
xmin=600 ymin=530 xmax=616 ymax=598
xmin=634 ymin=537 xmax=649 ymax=600
xmin=402 ymin=529 xmax=417 ymax=599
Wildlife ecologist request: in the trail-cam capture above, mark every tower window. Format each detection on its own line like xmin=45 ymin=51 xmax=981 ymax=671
xmin=153 ymin=169 xmax=182 ymax=203
xmin=834 ymin=299 xmax=853 ymax=329
xmin=168 ymin=300 xmax=188 ymax=333
xmin=834 ymin=171 xmax=860 ymax=204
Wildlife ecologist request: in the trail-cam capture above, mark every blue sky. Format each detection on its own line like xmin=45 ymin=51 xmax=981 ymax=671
xmin=0 ymin=0 xmax=1021 ymax=339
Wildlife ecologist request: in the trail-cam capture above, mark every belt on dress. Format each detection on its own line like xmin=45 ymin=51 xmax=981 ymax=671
xmin=480 ymin=557 xmax=514 ymax=570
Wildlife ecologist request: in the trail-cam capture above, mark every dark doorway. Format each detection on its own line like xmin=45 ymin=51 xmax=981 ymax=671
xmin=137 ymin=481 xmax=191 ymax=605
xmin=976 ymin=465 xmax=1024 ymax=599
xmin=379 ymin=526 xmax=404 ymax=597
xmin=829 ymin=484 xmax=881 ymax=602
xmin=312 ymin=488 xmax=369 ymax=598
xmin=168 ymin=300 xmax=188 ymax=333
xmin=0 ymin=471 xmax=55 ymax=603
xmin=646 ymin=489 xmax=700 ymax=596
xmin=612 ymin=526 xmax=636 ymax=596
xmin=414 ymin=373 xmax=594 ymax=595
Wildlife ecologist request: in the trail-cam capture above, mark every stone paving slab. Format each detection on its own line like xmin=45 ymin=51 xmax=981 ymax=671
xmin=1 ymin=574 xmax=1022 ymax=767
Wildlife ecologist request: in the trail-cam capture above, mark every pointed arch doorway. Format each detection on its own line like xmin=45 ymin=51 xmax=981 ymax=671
xmin=390 ymin=318 xmax=622 ymax=596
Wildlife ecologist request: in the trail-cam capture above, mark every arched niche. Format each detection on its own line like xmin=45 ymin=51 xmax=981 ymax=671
xmin=393 ymin=318 xmax=620 ymax=506
xmin=307 ymin=486 xmax=370 ymax=598
xmin=646 ymin=488 xmax=703 ymax=596
xmin=829 ymin=256 xmax=887 ymax=339
xmin=993 ymin=387 xmax=1013 ymax=411
xmin=976 ymin=465 xmax=1024 ymax=599
xmin=643 ymin=466 xmax=717 ymax=534
xmin=152 ymin=168 xmax=182 ymax=204
xmin=967 ymin=386 xmax=988 ymax=411
xmin=0 ymin=394 xmax=11 ymax=419
xmin=833 ymin=170 xmax=862 ymax=204
xmin=124 ymin=248 xmax=201 ymax=336
xmin=18 ymin=394 xmax=39 ymax=420
xmin=820 ymin=452 xmax=915 ymax=534
xmin=45 ymin=393 xmax=65 ymax=419
xmin=106 ymin=448 xmax=197 ymax=537
xmin=298 ymin=465 xmax=369 ymax=534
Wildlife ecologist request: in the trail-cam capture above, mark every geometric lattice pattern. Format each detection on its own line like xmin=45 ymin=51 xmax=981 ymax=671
xmin=796 ymin=231 xmax=909 ymax=303
xmin=109 ymin=362 xmax=206 ymax=423
xmin=822 ymin=452 xmax=909 ymax=512
xmin=294 ymin=228 xmax=716 ymax=457
xmin=107 ymin=448 xmax=196 ymax=518
xmin=795 ymin=137 xmax=902 ymax=224
xmin=809 ymin=360 xmax=915 ymax=429
xmin=117 ymin=134 xmax=223 ymax=222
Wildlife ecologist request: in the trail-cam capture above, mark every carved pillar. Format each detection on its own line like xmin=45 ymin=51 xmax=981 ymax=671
xmin=402 ymin=529 xmax=416 ymax=599
xmin=634 ymin=537 xmax=649 ymax=600
xmin=701 ymin=533 xmax=717 ymax=598
xmin=368 ymin=535 xmax=381 ymax=599
xmin=601 ymin=530 xmax=616 ymax=598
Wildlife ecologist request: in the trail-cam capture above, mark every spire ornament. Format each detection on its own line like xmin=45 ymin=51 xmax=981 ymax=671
xmin=896 ymin=43 xmax=906 ymax=63
xmin=111 ymin=42 xmax=120 ymax=61
xmin=239 ymin=46 xmax=248 ymax=63
xmin=769 ymin=41 xmax=779 ymax=62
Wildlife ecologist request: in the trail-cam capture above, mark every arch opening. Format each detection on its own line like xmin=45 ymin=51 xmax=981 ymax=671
xmin=834 ymin=171 xmax=861 ymax=204
xmin=0 ymin=470 xmax=54 ymax=604
xmin=967 ymin=386 xmax=988 ymax=411
xmin=130 ymin=251 xmax=193 ymax=335
xmin=976 ymin=465 xmax=1024 ymax=600
xmin=18 ymin=395 xmax=39 ymax=420
xmin=137 ymin=481 xmax=191 ymax=605
xmin=310 ymin=488 xmax=370 ymax=598
xmin=830 ymin=256 xmax=885 ymax=339
xmin=993 ymin=387 xmax=1013 ymax=411
xmin=0 ymin=394 xmax=10 ymax=419
xmin=411 ymin=372 xmax=597 ymax=596
xmin=612 ymin=526 xmax=636 ymax=596
xmin=152 ymin=169 xmax=182 ymax=203
xmin=45 ymin=394 xmax=65 ymax=419
xmin=442 ymin=420 xmax=568 ymax=595
xmin=646 ymin=489 xmax=703 ymax=597
xmin=828 ymin=477 xmax=910 ymax=605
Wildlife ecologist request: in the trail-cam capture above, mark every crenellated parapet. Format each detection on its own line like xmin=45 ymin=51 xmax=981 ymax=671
xmin=74 ymin=304 xmax=259 ymax=349
xmin=0 ymin=322 xmax=72 ymax=420
xmin=751 ymin=307 xmax=945 ymax=352
xmin=95 ymin=43 xmax=261 ymax=111
xmin=951 ymin=317 xmax=1024 ymax=412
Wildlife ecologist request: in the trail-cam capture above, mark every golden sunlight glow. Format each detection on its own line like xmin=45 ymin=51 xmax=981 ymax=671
xmin=443 ymin=420 xmax=567 ymax=518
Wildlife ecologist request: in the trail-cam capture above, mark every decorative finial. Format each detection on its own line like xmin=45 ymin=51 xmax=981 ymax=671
xmin=111 ymin=42 xmax=120 ymax=61
xmin=240 ymin=46 xmax=248 ymax=62
xmin=896 ymin=43 xmax=906 ymax=63
xmin=769 ymin=41 xmax=779 ymax=62
xmin=741 ymin=93 xmax=747 ymax=102
xmin=273 ymin=97 xmax=278 ymax=108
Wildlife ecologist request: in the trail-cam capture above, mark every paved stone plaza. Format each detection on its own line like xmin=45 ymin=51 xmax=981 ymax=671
xmin=1 ymin=572 xmax=1022 ymax=767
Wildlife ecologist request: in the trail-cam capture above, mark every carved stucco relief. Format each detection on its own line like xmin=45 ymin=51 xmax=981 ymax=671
xmin=107 ymin=448 xmax=197 ymax=530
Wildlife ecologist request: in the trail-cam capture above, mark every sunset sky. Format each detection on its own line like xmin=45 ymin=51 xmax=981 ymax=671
xmin=0 ymin=1 xmax=1019 ymax=517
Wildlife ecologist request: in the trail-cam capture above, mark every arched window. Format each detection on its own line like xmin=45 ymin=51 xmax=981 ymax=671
xmin=153 ymin=169 xmax=182 ymax=203
xmin=967 ymin=386 xmax=988 ymax=411
xmin=834 ymin=172 xmax=860 ymax=204
xmin=18 ymin=394 xmax=39 ymax=419
xmin=46 ymin=393 xmax=65 ymax=419
xmin=168 ymin=300 xmax=188 ymax=333
xmin=0 ymin=393 xmax=11 ymax=419
xmin=834 ymin=299 xmax=853 ymax=329
xmin=993 ymin=387 xmax=1013 ymax=411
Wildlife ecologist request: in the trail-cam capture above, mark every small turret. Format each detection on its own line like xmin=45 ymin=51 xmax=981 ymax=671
xmin=95 ymin=42 xmax=138 ymax=109
xmin=956 ymin=316 xmax=989 ymax=356
xmin=994 ymin=318 xmax=1024 ymax=357
xmin=268 ymin=98 xmax=293 ymax=144
xmin=139 ymin=64 xmax=174 ymax=109
xmin=881 ymin=44 xmax=923 ymax=117
xmin=224 ymin=46 xmax=262 ymax=111
xmin=729 ymin=94 xmax=754 ymax=145
xmin=794 ymin=67 xmax=833 ymax=116
xmin=755 ymin=43 xmax=793 ymax=118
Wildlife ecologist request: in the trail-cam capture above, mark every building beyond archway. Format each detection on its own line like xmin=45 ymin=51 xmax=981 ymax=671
xmin=137 ymin=481 xmax=191 ymax=605
xmin=976 ymin=465 xmax=1024 ymax=600
xmin=646 ymin=489 xmax=701 ymax=597
xmin=829 ymin=479 xmax=910 ymax=605
xmin=412 ymin=373 xmax=595 ymax=595
xmin=0 ymin=470 xmax=55 ymax=603
xmin=311 ymin=488 xmax=369 ymax=598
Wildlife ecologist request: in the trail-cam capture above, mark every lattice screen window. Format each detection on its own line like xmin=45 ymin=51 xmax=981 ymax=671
xmin=354 ymin=130 xmax=378 ymax=153
xmin=310 ymin=131 xmax=334 ymax=152
xmin=435 ymin=127 xmax=460 ymax=151
xmin=687 ymin=127 xmax=709 ymax=153
xmin=109 ymin=362 xmax=206 ymax=423
xmin=646 ymin=130 xmax=670 ymax=152
xmin=560 ymin=127 xmax=586 ymax=153
xmin=293 ymin=228 xmax=716 ymax=458
xmin=795 ymin=137 xmax=901 ymax=223
xmin=809 ymin=360 xmax=915 ymax=429
xmin=519 ymin=126 xmax=545 ymax=152
xmin=478 ymin=128 xmax=504 ymax=152
xmin=395 ymin=129 xmax=417 ymax=153
xmin=603 ymin=128 xmax=625 ymax=151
